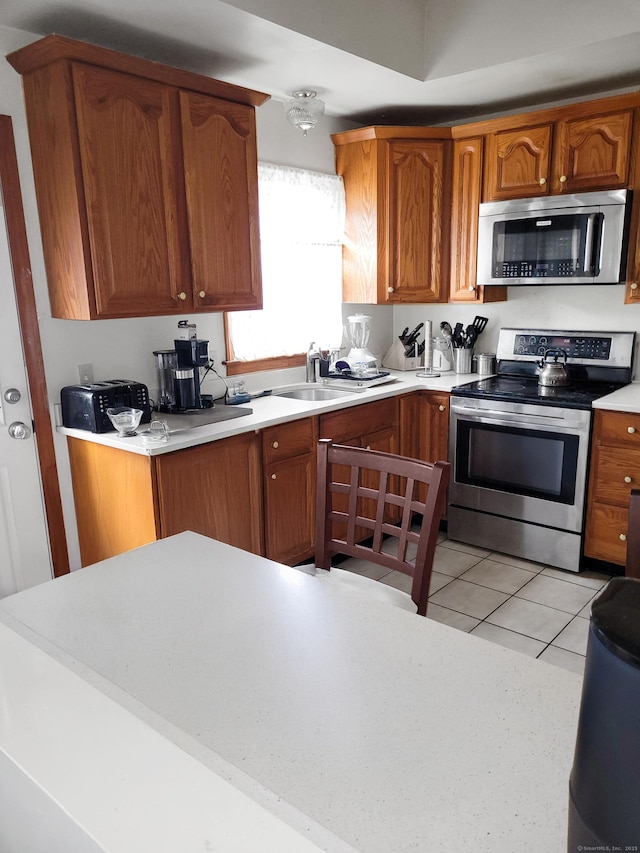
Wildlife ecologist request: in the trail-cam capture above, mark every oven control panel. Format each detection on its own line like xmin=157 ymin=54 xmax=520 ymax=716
xmin=496 ymin=328 xmax=635 ymax=368
xmin=513 ymin=334 xmax=611 ymax=360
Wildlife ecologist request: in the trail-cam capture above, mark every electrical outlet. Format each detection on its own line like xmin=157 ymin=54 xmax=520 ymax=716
xmin=77 ymin=363 xmax=94 ymax=384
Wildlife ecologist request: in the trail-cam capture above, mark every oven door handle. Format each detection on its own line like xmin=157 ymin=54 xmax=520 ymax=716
xmin=450 ymin=404 xmax=572 ymax=427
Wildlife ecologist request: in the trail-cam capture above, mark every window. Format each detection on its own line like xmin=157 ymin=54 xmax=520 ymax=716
xmin=225 ymin=163 xmax=345 ymax=374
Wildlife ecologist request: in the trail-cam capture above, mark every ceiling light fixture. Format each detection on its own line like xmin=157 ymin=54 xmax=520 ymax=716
xmin=284 ymin=90 xmax=325 ymax=136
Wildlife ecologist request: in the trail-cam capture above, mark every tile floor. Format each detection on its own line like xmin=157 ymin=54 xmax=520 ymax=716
xmin=337 ymin=534 xmax=613 ymax=675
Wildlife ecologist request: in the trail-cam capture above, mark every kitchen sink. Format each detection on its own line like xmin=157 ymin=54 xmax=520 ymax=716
xmin=274 ymin=387 xmax=354 ymax=401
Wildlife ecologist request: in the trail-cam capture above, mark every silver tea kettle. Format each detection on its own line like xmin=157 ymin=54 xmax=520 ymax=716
xmin=537 ymin=348 xmax=569 ymax=387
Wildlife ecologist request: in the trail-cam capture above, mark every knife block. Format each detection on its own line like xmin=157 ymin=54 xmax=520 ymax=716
xmin=382 ymin=340 xmax=422 ymax=371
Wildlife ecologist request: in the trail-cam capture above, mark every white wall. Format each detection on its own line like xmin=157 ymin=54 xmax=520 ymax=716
xmin=2 ymin=23 xmax=640 ymax=569
xmin=391 ymin=287 xmax=640 ymax=372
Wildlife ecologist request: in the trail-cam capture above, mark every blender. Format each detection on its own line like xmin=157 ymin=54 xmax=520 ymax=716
xmin=345 ymin=314 xmax=377 ymax=372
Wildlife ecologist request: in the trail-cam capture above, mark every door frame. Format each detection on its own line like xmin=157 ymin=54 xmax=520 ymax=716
xmin=0 ymin=114 xmax=69 ymax=576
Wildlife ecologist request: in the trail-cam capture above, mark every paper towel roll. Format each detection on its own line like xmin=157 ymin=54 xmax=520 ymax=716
xmin=423 ymin=320 xmax=432 ymax=369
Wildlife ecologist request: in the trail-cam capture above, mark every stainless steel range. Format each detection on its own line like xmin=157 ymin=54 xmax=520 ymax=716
xmin=448 ymin=328 xmax=636 ymax=572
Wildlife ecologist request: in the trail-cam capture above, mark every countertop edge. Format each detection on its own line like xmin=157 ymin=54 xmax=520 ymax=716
xmin=57 ymin=370 xmax=479 ymax=455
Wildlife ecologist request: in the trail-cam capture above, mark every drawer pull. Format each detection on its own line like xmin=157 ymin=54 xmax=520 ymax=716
xmin=620 ymin=533 xmax=627 ymax=542
xmin=559 ymin=175 xmax=567 ymax=184
xmin=198 ymin=290 xmax=206 ymax=299
xmin=628 ymin=427 xmax=636 ymax=434
xmin=271 ymin=473 xmax=277 ymax=480
xmin=271 ymin=440 xmax=279 ymax=449
xmin=625 ymin=476 xmax=632 ymax=484
xmin=631 ymin=282 xmax=639 ymax=291
xmin=438 ymin=405 xmax=446 ymax=412
xmin=539 ymin=177 xmax=547 ymax=186
xmin=178 ymin=291 xmax=187 ymax=301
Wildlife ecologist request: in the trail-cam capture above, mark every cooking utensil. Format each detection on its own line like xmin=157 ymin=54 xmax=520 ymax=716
xmin=471 ymin=316 xmax=488 ymax=334
xmin=464 ymin=327 xmax=478 ymax=348
xmin=453 ymin=322 xmax=464 ymax=347
xmin=537 ymin=348 xmax=569 ymax=387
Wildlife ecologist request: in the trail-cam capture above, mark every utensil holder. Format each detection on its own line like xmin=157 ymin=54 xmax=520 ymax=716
xmin=453 ymin=347 xmax=473 ymax=374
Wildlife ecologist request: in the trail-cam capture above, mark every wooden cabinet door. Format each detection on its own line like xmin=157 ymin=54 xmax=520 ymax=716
xmin=419 ymin=392 xmax=450 ymax=464
xmin=449 ymin=137 xmax=506 ymax=303
xmin=264 ymin=453 xmax=316 ymax=564
xmin=484 ymin=124 xmax=552 ymax=200
xmin=386 ymin=140 xmax=448 ymax=303
xmin=336 ymin=138 xmax=380 ymax=304
xmin=155 ymin=431 xmax=263 ymax=555
xmin=73 ymin=64 xmax=189 ymax=317
xmin=263 ymin=418 xmax=317 ymax=565
xmin=553 ymin=110 xmax=633 ymax=193
xmin=67 ymin=439 xmax=159 ymax=567
xmin=180 ymin=91 xmax=262 ymax=311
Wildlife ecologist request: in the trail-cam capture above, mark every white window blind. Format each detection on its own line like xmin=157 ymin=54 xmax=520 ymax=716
xmin=227 ymin=163 xmax=345 ymax=362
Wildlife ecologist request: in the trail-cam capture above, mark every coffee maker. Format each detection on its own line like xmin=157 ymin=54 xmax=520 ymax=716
xmin=154 ymin=321 xmax=213 ymax=412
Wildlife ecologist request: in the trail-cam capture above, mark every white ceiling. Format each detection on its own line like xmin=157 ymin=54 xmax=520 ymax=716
xmin=3 ymin=0 xmax=640 ymax=125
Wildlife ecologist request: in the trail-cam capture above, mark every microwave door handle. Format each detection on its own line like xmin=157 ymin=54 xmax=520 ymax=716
xmin=583 ymin=212 xmax=597 ymax=275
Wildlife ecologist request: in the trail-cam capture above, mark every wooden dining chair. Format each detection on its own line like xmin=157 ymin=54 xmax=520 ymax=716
xmin=315 ymin=438 xmax=450 ymax=616
xmin=626 ymin=488 xmax=640 ymax=579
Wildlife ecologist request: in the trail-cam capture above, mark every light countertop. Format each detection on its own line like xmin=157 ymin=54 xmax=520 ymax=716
xmin=0 ymin=532 xmax=583 ymax=852
xmin=592 ymin=380 xmax=640 ymax=412
xmin=58 ymin=371 xmax=640 ymax=457
xmin=58 ymin=369 xmax=484 ymax=456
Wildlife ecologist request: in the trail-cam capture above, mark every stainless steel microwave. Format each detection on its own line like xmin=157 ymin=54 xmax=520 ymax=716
xmin=476 ymin=189 xmax=629 ymax=286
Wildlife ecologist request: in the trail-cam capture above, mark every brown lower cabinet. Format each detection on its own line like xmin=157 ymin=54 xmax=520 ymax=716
xmin=68 ymin=430 xmax=263 ymax=567
xmin=263 ymin=418 xmax=318 ymax=565
xmin=400 ymin=391 xmax=450 ymax=464
xmin=67 ymin=394 xmax=452 ymax=569
xmin=584 ymin=409 xmax=640 ymax=567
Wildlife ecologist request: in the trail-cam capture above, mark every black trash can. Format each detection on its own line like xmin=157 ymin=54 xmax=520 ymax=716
xmin=568 ymin=577 xmax=640 ymax=850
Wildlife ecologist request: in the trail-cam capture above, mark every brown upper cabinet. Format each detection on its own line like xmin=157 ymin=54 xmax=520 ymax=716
xmin=332 ymin=127 xmax=451 ymax=304
xmin=481 ymin=107 xmax=633 ymax=201
xmin=449 ymin=137 xmax=506 ymax=303
xmin=7 ymin=35 xmax=268 ymax=320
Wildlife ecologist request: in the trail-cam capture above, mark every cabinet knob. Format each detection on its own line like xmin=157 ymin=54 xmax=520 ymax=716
xmin=624 ymin=476 xmax=633 ymax=484
xmin=438 ymin=404 xmax=446 ymax=412
xmin=467 ymin=285 xmax=475 ymax=292
xmin=539 ymin=177 xmax=546 ymax=185
xmin=620 ymin=533 xmax=627 ymax=542
xmin=631 ymin=282 xmax=639 ymax=291
xmin=387 ymin=287 xmax=394 ymax=294
xmin=559 ymin=175 xmax=567 ymax=184
xmin=271 ymin=473 xmax=277 ymax=480
xmin=271 ymin=440 xmax=279 ymax=449
xmin=198 ymin=291 xmax=206 ymax=299
xmin=628 ymin=427 xmax=636 ymax=434
xmin=178 ymin=291 xmax=187 ymax=301
xmin=365 ymin=445 xmax=371 ymax=451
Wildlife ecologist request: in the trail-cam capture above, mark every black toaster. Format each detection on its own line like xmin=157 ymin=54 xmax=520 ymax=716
xmin=61 ymin=380 xmax=152 ymax=433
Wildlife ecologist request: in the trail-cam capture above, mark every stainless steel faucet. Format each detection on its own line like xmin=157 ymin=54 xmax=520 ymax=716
xmin=306 ymin=341 xmax=321 ymax=382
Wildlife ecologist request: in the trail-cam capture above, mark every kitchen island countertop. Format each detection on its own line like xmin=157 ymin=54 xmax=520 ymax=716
xmin=0 ymin=531 xmax=583 ymax=852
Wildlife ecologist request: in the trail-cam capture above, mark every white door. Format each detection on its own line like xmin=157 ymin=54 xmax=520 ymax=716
xmin=0 ymin=193 xmax=52 ymax=597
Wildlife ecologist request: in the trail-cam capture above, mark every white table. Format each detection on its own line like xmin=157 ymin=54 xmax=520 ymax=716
xmin=0 ymin=532 xmax=582 ymax=852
